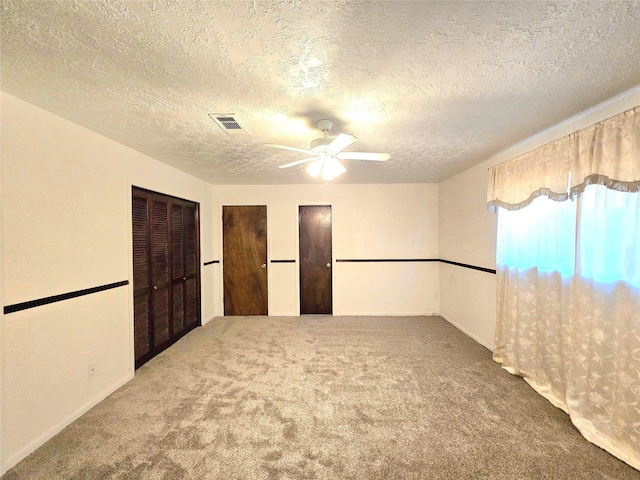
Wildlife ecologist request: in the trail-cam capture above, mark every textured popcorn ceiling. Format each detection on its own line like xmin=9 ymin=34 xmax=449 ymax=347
xmin=2 ymin=1 xmax=640 ymax=185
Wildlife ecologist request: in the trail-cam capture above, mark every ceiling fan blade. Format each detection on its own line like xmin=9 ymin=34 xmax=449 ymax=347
xmin=278 ymin=157 xmax=318 ymax=169
xmin=266 ymin=144 xmax=314 ymax=155
xmin=337 ymin=152 xmax=390 ymax=161
xmin=327 ymin=133 xmax=357 ymax=153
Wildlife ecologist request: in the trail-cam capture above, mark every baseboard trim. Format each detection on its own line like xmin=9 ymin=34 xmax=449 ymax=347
xmin=201 ymin=315 xmax=217 ymax=326
xmin=2 ymin=372 xmax=133 ymax=474
xmin=438 ymin=312 xmax=494 ymax=352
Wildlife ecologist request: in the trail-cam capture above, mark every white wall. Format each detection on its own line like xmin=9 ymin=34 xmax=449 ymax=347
xmin=439 ymin=161 xmax=497 ymax=350
xmin=438 ymin=85 xmax=640 ymax=352
xmin=0 ymin=97 xmax=4 ymax=476
xmin=0 ymin=93 xmax=215 ymax=474
xmin=212 ymin=183 xmax=440 ymax=316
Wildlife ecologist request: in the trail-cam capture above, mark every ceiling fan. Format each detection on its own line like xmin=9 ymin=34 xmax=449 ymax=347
xmin=266 ymin=119 xmax=390 ymax=181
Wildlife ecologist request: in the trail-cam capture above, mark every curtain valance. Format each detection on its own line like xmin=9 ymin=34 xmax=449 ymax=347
xmin=487 ymin=106 xmax=640 ymax=212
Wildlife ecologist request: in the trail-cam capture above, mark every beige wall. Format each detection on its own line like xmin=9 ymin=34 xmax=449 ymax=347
xmin=437 ymin=85 xmax=640 ymax=351
xmin=0 ymin=93 xmax=215 ymax=474
xmin=438 ymin=160 xmax=497 ymax=349
xmin=212 ymin=183 xmax=440 ymax=316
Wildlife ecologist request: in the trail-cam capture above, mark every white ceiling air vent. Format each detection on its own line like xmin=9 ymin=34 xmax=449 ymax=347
xmin=208 ymin=113 xmax=249 ymax=135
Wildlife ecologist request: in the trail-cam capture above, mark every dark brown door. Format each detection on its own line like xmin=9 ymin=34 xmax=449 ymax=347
xmin=150 ymin=198 xmax=171 ymax=351
xmin=183 ymin=204 xmax=200 ymax=328
xmin=132 ymin=195 xmax=151 ymax=362
xmin=171 ymin=203 xmax=185 ymax=337
xmin=170 ymin=203 xmax=200 ymax=336
xmin=223 ymin=205 xmax=268 ymax=315
xmin=132 ymin=187 xmax=201 ymax=369
xmin=299 ymin=205 xmax=332 ymax=314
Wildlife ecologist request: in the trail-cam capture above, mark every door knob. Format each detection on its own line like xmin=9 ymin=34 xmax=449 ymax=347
xmin=153 ymin=285 xmax=158 ymax=290
xmin=183 ymin=277 xmax=186 ymax=281
xmin=261 ymin=264 xmax=266 ymax=269
xmin=326 ymin=263 xmax=331 ymax=268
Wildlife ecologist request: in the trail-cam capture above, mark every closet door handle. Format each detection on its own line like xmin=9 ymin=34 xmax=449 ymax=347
xmin=153 ymin=285 xmax=158 ymax=290
xmin=261 ymin=264 xmax=266 ymax=269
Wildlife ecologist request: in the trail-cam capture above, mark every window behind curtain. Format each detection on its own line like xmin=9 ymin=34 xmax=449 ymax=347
xmin=497 ymin=184 xmax=640 ymax=288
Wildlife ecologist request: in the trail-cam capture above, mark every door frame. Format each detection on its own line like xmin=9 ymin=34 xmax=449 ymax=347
xmin=296 ymin=202 xmax=334 ymax=315
xmin=219 ymin=202 xmax=271 ymax=316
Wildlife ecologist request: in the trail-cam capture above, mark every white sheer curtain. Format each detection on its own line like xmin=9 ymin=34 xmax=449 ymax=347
xmin=489 ymin=107 xmax=640 ymax=470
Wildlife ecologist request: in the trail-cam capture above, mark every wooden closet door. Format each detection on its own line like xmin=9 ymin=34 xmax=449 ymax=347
xmin=132 ymin=187 xmax=201 ymax=369
xmin=223 ymin=205 xmax=268 ymax=315
xmin=184 ymin=204 xmax=200 ymax=327
xmin=132 ymin=195 xmax=151 ymax=362
xmin=170 ymin=202 xmax=200 ymax=336
xmin=150 ymin=199 xmax=171 ymax=350
xmin=299 ymin=205 xmax=333 ymax=314
xmin=171 ymin=203 xmax=186 ymax=337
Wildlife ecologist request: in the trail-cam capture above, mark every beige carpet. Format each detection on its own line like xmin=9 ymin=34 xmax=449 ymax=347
xmin=4 ymin=316 xmax=639 ymax=479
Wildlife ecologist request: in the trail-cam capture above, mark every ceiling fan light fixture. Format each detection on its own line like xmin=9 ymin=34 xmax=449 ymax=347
xmin=321 ymin=158 xmax=347 ymax=181
xmin=306 ymin=159 xmax=323 ymax=178
xmin=305 ymin=158 xmax=347 ymax=181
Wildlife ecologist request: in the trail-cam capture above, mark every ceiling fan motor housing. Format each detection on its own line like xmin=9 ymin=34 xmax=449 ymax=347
xmin=311 ymin=119 xmax=335 ymax=152
xmin=316 ymin=119 xmax=334 ymax=132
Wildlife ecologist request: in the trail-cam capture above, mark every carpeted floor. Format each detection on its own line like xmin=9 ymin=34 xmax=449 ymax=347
xmin=4 ymin=316 xmax=640 ymax=479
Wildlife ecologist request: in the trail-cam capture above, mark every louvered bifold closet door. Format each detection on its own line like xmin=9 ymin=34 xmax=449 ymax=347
xmin=171 ymin=203 xmax=186 ymax=337
xmin=151 ymin=199 xmax=171 ymax=350
xmin=132 ymin=195 xmax=151 ymax=362
xmin=184 ymin=204 xmax=200 ymax=328
xmin=132 ymin=187 xmax=201 ymax=369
